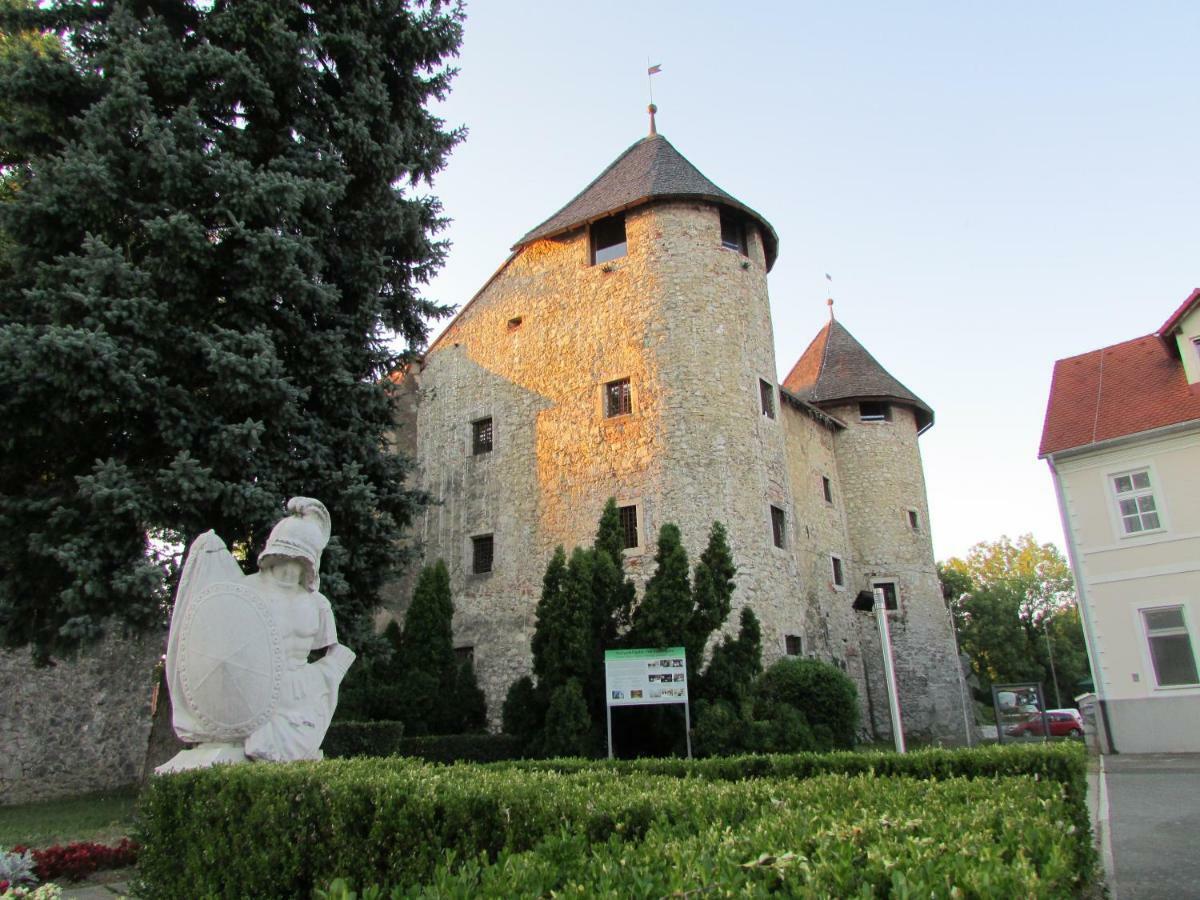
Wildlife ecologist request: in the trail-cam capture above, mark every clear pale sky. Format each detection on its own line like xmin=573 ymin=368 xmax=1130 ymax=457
xmin=418 ymin=1 xmax=1199 ymax=562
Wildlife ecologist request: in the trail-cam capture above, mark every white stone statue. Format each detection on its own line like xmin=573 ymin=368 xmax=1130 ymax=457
xmin=156 ymin=497 xmax=355 ymax=773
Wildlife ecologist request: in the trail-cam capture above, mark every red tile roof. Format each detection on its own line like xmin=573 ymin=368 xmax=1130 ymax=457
xmin=1039 ymin=333 xmax=1200 ymax=457
xmin=1158 ymin=287 xmax=1200 ymax=337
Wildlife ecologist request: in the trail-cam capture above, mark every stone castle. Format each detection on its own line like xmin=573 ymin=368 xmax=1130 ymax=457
xmin=391 ymin=123 xmax=970 ymax=743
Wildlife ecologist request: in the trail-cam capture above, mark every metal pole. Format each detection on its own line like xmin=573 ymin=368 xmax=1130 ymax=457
xmin=875 ymin=587 xmax=906 ymax=753
xmin=683 ymin=701 xmax=693 ymax=760
xmin=1044 ymin=622 xmax=1063 ymax=708
xmin=607 ymin=705 xmax=614 ymax=760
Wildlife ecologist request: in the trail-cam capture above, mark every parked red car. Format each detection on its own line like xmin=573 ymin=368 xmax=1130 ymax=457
xmin=1006 ymin=708 xmax=1084 ymax=738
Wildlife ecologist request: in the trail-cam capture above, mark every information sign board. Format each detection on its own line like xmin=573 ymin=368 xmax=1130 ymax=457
xmin=604 ymin=647 xmax=688 ymax=707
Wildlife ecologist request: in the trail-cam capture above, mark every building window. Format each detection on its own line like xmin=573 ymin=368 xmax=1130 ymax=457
xmin=907 ymin=509 xmax=919 ymax=530
xmin=591 ymin=213 xmax=627 ymax=264
xmin=860 ymin=401 xmax=890 ymax=422
xmin=605 ymin=377 xmax=632 ymax=417
xmin=507 ymin=316 xmax=523 ymax=331
xmin=472 ymin=417 xmax=493 ymax=455
xmin=822 ymin=476 xmax=833 ymax=504
xmin=873 ymin=581 xmax=899 ymax=610
xmin=831 ymin=555 xmax=844 ymax=588
xmin=785 ymin=634 xmax=802 ymax=656
xmin=719 ymin=209 xmax=747 ymax=255
xmin=454 ymin=645 xmax=475 ymax=665
xmin=1142 ymin=607 xmax=1199 ymax=686
xmin=759 ymin=379 xmax=775 ymax=418
xmin=1112 ymin=470 xmax=1161 ymax=534
xmin=618 ymin=504 xmax=640 ymax=550
xmin=771 ymin=505 xmax=786 ymax=548
xmin=472 ymin=534 xmax=493 ymax=575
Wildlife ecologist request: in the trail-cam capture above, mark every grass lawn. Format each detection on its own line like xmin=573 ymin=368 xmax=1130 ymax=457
xmin=0 ymin=787 xmax=139 ymax=849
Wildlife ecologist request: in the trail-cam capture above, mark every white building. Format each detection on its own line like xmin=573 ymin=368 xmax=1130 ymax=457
xmin=1040 ymin=288 xmax=1200 ymax=752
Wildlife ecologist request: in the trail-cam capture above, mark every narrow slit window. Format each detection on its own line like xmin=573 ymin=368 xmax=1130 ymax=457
xmin=771 ymin=505 xmax=786 ymax=548
xmin=605 ymin=377 xmax=632 ymax=417
xmin=618 ymin=504 xmax=639 ymax=550
xmin=591 ymin=213 xmax=627 ymax=264
xmin=907 ymin=509 xmax=919 ymax=530
xmin=831 ymin=555 xmax=844 ymax=587
xmin=472 ymin=534 xmax=494 ymax=575
xmin=759 ymin=379 xmax=775 ymax=418
xmin=472 ymin=417 xmax=493 ymax=455
xmin=822 ymin=476 xmax=833 ymax=504
xmin=719 ymin=209 xmax=748 ymax=255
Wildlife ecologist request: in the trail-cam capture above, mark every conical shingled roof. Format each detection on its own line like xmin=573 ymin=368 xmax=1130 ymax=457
xmin=513 ymin=133 xmax=779 ymax=271
xmin=783 ymin=319 xmax=934 ymax=432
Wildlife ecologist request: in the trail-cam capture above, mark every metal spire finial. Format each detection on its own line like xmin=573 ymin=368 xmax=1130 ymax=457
xmin=648 ymin=103 xmax=658 ymax=135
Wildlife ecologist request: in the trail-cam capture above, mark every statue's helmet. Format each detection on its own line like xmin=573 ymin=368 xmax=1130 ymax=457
xmin=258 ymin=497 xmax=331 ymax=591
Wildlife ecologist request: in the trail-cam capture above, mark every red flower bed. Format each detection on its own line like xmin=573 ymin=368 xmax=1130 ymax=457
xmin=8 ymin=839 xmax=139 ymax=883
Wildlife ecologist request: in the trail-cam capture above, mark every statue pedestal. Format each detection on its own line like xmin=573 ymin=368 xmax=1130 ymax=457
xmin=155 ymin=742 xmax=248 ymax=774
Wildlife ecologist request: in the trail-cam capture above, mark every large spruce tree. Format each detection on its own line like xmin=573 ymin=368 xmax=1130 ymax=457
xmin=0 ymin=1 xmax=463 ymax=658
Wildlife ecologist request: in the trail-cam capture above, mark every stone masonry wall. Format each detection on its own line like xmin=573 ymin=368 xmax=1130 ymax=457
xmin=828 ymin=401 xmax=971 ymax=743
xmin=0 ymin=630 xmax=163 ymax=805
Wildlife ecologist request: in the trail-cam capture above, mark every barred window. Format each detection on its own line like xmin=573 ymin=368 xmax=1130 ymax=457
xmin=785 ymin=634 xmax=802 ymax=656
xmin=472 ymin=417 xmax=493 ymax=455
xmin=618 ymin=504 xmax=639 ymax=550
xmin=605 ymin=378 xmax=632 ymax=417
xmin=472 ymin=535 xmax=493 ymax=575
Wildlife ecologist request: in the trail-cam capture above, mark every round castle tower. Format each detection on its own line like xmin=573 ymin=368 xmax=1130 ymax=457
xmin=401 ymin=123 xmax=970 ymax=743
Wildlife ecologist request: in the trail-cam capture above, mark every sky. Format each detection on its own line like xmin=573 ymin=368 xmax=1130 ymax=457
xmin=416 ymin=1 xmax=1199 ymax=562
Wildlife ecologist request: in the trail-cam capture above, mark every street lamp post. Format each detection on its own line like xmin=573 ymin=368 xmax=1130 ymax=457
xmin=854 ymin=587 xmax=906 ymax=753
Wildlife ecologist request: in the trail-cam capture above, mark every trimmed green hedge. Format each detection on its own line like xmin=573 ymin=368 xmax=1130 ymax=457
xmin=135 ymin=745 xmax=1094 ymax=898
xmin=322 ymin=724 xmax=520 ymax=764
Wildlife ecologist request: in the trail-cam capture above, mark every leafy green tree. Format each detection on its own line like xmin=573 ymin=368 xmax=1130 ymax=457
xmin=940 ymin=535 xmax=1091 ymax=706
xmin=0 ymin=0 xmax=464 ymax=660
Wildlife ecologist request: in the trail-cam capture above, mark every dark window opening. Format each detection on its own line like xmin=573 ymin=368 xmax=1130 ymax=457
xmin=591 ymin=214 xmax=627 ymax=264
xmin=759 ymin=379 xmax=775 ymax=418
xmin=771 ymin=505 xmax=786 ymax=548
xmin=507 ymin=316 xmax=523 ymax=331
xmin=860 ymin=401 xmax=890 ymax=422
xmin=454 ymin=645 xmax=474 ymax=665
xmin=822 ymin=476 xmax=833 ymax=504
xmin=605 ymin=378 xmax=632 ymax=417
xmin=618 ymin=504 xmax=639 ymax=550
xmin=907 ymin=509 xmax=919 ymax=530
xmin=472 ymin=417 xmax=493 ymax=455
xmin=785 ymin=634 xmax=802 ymax=656
xmin=831 ymin=556 xmax=844 ymax=587
xmin=875 ymin=581 xmax=898 ymax=610
xmin=720 ymin=209 xmax=748 ymax=255
xmin=472 ymin=535 xmax=493 ymax=574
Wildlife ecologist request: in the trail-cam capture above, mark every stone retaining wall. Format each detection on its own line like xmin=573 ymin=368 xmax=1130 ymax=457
xmin=0 ymin=630 xmax=163 ymax=805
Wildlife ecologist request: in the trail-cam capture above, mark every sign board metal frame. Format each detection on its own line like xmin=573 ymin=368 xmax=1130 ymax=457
xmin=604 ymin=646 xmax=691 ymax=759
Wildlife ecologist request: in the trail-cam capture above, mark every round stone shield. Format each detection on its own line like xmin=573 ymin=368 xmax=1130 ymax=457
xmin=176 ymin=580 xmax=283 ymax=741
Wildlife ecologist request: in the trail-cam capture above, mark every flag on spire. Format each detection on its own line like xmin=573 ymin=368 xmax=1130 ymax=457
xmin=648 ymin=64 xmax=662 ymax=75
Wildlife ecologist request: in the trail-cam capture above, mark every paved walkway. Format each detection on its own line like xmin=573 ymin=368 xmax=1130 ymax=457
xmin=1094 ymin=753 xmax=1200 ymax=900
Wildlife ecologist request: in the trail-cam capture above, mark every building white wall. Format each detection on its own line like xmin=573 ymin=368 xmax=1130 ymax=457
xmin=1051 ymin=423 xmax=1200 ymax=752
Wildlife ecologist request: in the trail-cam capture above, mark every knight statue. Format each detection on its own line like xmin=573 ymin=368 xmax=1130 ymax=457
xmin=156 ymin=497 xmax=356 ymax=773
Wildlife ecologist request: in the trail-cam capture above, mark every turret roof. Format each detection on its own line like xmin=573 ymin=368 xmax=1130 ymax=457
xmin=513 ymin=133 xmax=779 ymax=271
xmin=783 ymin=319 xmax=934 ymax=431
